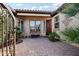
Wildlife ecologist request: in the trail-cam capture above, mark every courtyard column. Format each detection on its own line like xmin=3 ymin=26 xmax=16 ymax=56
xmin=40 ymin=20 xmax=46 ymax=36
xmin=23 ymin=20 xmax=30 ymax=37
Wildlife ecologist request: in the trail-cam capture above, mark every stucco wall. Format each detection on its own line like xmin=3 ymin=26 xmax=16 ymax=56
xmin=52 ymin=13 xmax=79 ymax=32
xmin=23 ymin=20 xmax=46 ymax=36
xmin=52 ymin=13 xmax=79 ymax=40
xmin=23 ymin=19 xmax=30 ymax=37
xmin=40 ymin=20 xmax=46 ymax=36
xmin=16 ymin=15 xmax=51 ymax=37
xmin=20 ymin=20 xmax=46 ymax=36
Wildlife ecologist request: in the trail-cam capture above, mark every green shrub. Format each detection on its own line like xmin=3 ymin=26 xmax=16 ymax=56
xmin=46 ymin=32 xmax=52 ymax=35
xmin=48 ymin=32 xmax=60 ymax=42
xmin=62 ymin=27 xmax=79 ymax=43
xmin=16 ymin=27 xmax=22 ymax=40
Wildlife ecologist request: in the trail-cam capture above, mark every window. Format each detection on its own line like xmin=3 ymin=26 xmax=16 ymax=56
xmin=55 ymin=22 xmax=59 ymax=28
xmin=30 ymin=20 xmax=41 ymax=32
xmin=55 ymin=16 xmax=59 ymax=22
xmin=36 ymin=21 xmax=40 ymax=31
xmin=54 ymin=16 xmax=59 ymax=30
xmin=18 ymin=19 xmax=24 ymax=32
xmin=30 ymin=21 xmax=35 ymax=32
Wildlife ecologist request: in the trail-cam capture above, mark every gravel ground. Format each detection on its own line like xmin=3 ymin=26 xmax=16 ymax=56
xmin=15 ymin=37 xmax=79 ymax=56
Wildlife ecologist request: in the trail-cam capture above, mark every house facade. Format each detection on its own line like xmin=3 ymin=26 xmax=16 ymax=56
xmin=52 ymin=12 xmax=79 ymax=32
xmin=51 ymin=12 xmax=79 ymax=40
xmin=15 ymin=9 xmax=53 ymax=37
xmin=14 ymin=5 xmax=63 ymax=37
xmin=1 ymin=3 xmax=72 ymax=37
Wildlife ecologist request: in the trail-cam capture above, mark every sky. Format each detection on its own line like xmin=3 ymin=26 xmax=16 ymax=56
xmin=7 ymin=3 xmax=63 ymax=11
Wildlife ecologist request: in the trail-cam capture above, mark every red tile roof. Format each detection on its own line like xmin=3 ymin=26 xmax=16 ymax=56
xmin=15 ymin=9 xmax=51 ymax=14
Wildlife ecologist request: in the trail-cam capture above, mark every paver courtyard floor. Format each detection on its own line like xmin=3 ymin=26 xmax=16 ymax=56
xmin=15 ymin=37 xmax=79 ymax=56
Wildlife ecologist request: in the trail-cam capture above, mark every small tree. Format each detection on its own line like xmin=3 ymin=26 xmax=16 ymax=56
xmin=61 ymin=3 xmax=79 ymax=27
xmin=62 ymin=3 xmax=79 ymax=18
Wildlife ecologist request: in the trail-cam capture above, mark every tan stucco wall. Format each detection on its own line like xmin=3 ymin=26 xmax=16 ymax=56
xmin=67 ymin=17 xmax=79 ymax=28
xmin=23 ymin=19 xmax=46 ymax=36
xmin=52 ymin=13 xmax=79 ymax=32
xmin=16 ymin=16 xmax=50 ymax=36
xmin=40 ymin=20 xmax=46 ymax=36
xmin=52 ymin=13 xmax=79 ymax=40
xmin=23 ymin=20 xmax=30 ymax=36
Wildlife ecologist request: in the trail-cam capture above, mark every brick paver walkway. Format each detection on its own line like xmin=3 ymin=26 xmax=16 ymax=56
xmin=15 ymin=37 xmax=79 ymax=56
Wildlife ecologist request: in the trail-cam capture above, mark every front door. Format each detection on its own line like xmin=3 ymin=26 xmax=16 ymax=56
xmin=46 ymin=20 xmax=52 ymax=35
xmin=30 ymin=20 xmax=41 ymax=35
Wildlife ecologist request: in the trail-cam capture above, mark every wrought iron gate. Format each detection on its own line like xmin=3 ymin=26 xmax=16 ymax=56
xmin=0 ymin=4 xmax=16 ymax=56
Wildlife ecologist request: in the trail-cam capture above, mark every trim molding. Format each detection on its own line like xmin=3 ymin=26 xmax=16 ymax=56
xmin=17 ymin=13 xmax=50 ymax=16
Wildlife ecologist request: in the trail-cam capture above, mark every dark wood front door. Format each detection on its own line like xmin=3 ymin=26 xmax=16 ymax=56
xmin=46 ymin=20 xmax=52 ymax=35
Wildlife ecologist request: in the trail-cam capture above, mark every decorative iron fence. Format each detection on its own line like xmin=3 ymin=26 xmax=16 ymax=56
xmin=0 ymin=3 xmax=16 ymax=56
